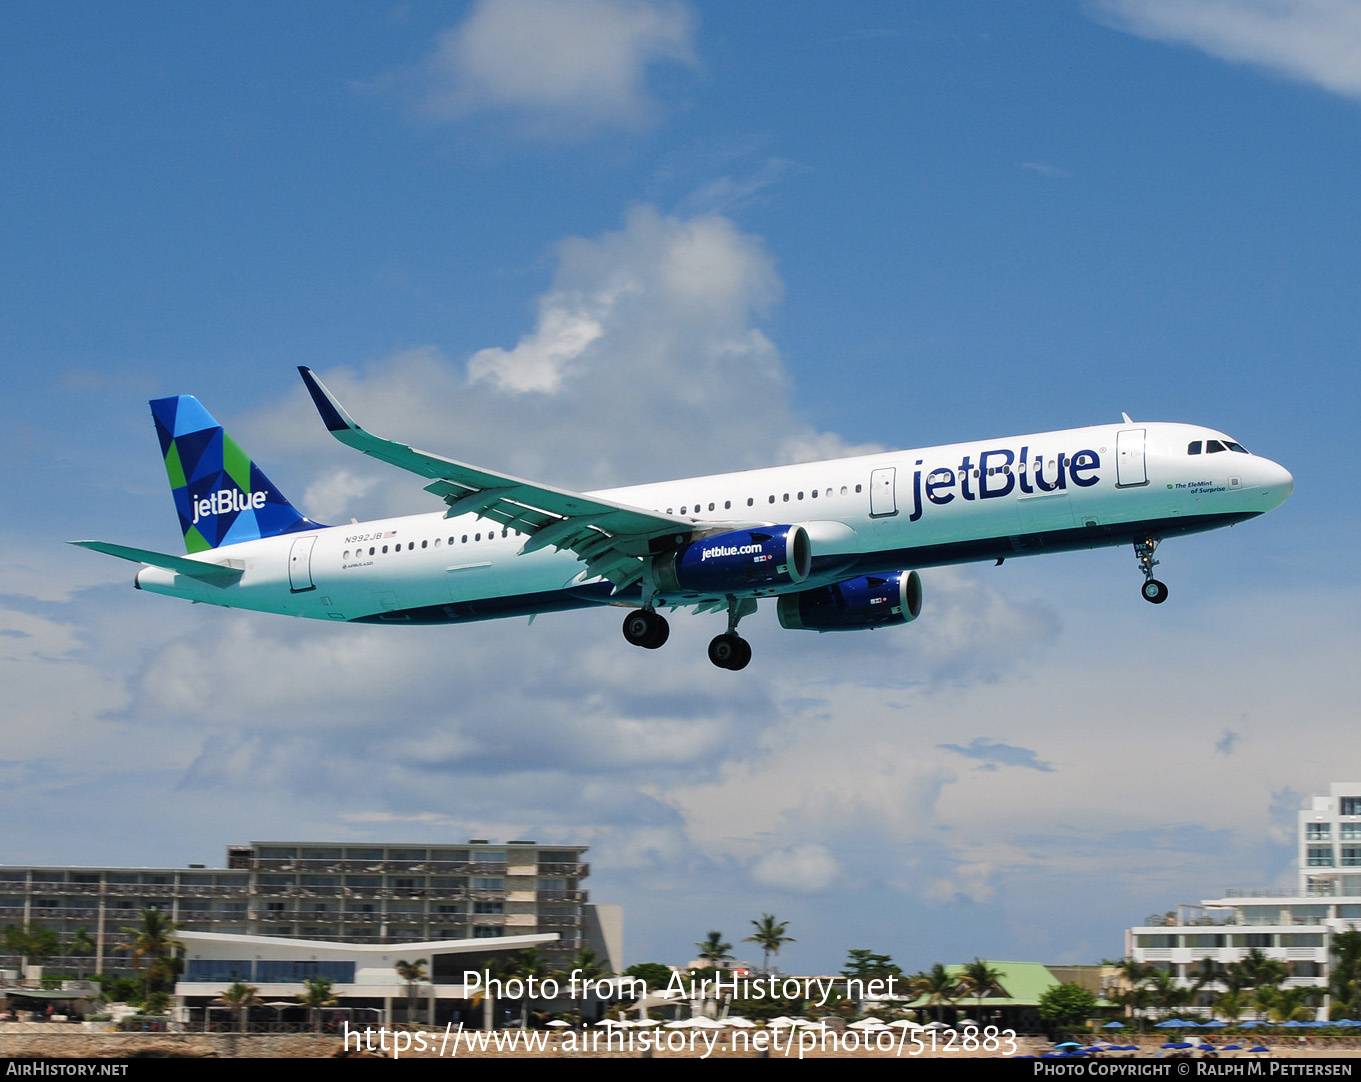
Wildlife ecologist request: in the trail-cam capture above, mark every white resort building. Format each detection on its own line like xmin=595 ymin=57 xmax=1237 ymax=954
xmin=1124 ymin=782 xmax=1361 ymax=1014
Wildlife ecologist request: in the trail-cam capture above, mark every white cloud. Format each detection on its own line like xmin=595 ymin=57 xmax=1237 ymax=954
xmin=417 ymin=0 xmax=698 ymax=135
xmin=1095 ymin=0 xmax=1361 ymax=101
xmin=751 ymin=844 xmax=841 ymax=893
xmin=248 ymin=206 xmax=864 ymax=517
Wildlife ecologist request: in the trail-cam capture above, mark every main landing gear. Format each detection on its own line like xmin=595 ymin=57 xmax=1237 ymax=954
xmin=707 ymin=597 xmax=756 ymax=671
xmin=622 ymin=608 xmax=669 ymax=649
xmin=621 ymin=597 xmax=756 ymax=670
xmin=1134 ymin=536 xmax=1169 ymax=604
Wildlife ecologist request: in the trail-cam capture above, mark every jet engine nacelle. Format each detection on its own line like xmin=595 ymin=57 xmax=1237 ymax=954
xmin=653 ymin=525 xmax=812 ymax=594
xmin=776 ymin=570 xmax=923 ymax=632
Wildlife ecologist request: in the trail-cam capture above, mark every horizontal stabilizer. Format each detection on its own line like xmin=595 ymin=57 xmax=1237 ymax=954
xmin=69 ymin=541 xmax=244 ymax=586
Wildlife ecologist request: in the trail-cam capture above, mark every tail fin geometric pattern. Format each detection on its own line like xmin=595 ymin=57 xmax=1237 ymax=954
xmin=150 ymin=395 xmax=318 ymax=552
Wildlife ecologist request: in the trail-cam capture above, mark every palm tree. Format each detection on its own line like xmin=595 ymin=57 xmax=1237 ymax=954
xmin=66 ymin=928 xmax=96 ymax=979
xmin=744 ymin=914 xmax=795 ymax=975
xmin=910 ymin=964 xmax=961 ymax=1024
xmin=116 ymin=908 xmax=181 ymax=1003
xmin=1269 ymin=985 xmax=1318 ymax=1023
xmin=297 ymin=976 xmax=337 ymax=1032
xmin=394 ymin=958 xmax=428 ymax=1025
xmin=1213 ymin=990 xmax=1246 ymax=1024
xmin=1329 ymin=928 xmax=1361 ymax=1017
xmin=216 ymin=981 xmax=260 ymax=1032
xmin=695 ymin=931 xmax=733 ymax=970
xmin=961 ymin=959 xmax=1005 ymax=1023
xmin=1238 ymin=948 xmax=1287 ymax=1021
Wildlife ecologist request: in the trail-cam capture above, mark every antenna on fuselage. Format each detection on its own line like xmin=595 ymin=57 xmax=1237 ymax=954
xmin=1121 ymin=412 xmax=1134 ymax=424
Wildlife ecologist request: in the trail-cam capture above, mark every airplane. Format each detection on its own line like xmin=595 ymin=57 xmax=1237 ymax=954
xmin=73 ymin=367 xmax=1294 ymax=670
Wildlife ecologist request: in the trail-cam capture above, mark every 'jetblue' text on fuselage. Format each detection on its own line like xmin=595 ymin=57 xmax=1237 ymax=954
xmin=907 ymin=446 xmax=1101 ymax=522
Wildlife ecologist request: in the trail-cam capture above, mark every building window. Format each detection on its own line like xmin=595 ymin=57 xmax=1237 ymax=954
xmin=1307 ymin=823 xmax=1332 ymax=840
xmin=1342 ymin=823 xmax=1361 ymax=840
xmin=1342 ymin=848 xmax=1361 ymax=867
xmin=1341 ymin=797 xmax=1361 ymax=816
xmin=1308 ymin=847 xmax=1335 ymax=867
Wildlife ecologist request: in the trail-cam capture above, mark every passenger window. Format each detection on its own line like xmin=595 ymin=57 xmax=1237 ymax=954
xmin=343 ymin=550 xmax=350 ymax=559
xmin=797 ymin=491 xmax=804 ymax=500
xmin=724 ymin=500 xmax=731 ymax=509
xmin=811 ymin=489 xmax=818 ymax=498
xmin=840 ymin=486 xmax=848 ymax=495
xmin=747 ymin=498 xmax=754 ymax=506
xmin=708 ymin=503 xmax=715 ymax=511
xmin=769 ymin=495 xmax=775 ymax=504
xmin=369 ymin=547 xmax=375 ymax=556
xmin=680 ymin=507 xmax=687 ymax=515
xmin=783 ymin=493 xmax=789 ymax=502
xmin=461 ymin=535 xmax=467 ymax=544
xmin=855 ymin=484 xmax=862 ymax=493
xmin=382 ymin=545 xmax=388 ymax=554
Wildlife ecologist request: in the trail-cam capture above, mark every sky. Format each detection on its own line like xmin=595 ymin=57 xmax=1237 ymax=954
xmin=1 ymin=0 xmax=1359 ymax=975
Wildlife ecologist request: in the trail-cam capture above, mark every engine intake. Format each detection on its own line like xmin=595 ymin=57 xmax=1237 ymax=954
xmin=776 ymin=570 xmax=923 ymax=632
xmin=653 ymin=525 xmax=812 ymax=594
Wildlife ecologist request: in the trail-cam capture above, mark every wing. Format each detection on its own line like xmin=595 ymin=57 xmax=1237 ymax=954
xmin=298 ymin=367 xmax=700 ymax=593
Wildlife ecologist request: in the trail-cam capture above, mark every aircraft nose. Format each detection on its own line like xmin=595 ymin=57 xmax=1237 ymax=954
xmin=1257 ymin=457 xmax=1294 ymax=509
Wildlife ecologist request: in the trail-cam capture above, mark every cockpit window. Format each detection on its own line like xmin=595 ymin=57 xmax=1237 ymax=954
xmin=1188 ymin=441 xmax=1202 ymax=455
xmin=1206 ymin=440 xmax=1226 ymax=453
xmin=1225 ymin=441 xmax=1249 ymax=454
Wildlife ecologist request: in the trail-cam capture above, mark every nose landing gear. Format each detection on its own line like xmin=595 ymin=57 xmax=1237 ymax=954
xmin=1134 ymin=537 xmax=1168 ymax=604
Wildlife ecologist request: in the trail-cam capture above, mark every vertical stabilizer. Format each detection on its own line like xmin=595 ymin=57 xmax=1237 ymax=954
xmin=150 ymin=395 xmax=317 ymax=552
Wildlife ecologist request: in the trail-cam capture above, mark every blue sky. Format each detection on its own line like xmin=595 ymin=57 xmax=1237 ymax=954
xmin=2 ymin=1 xmax=1358 ymax=973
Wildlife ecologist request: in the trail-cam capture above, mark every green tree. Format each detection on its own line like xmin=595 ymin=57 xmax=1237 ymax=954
xmin=910 ymin=964 xmax=962 ymax=1024
xmin=297 ymin=976 xmax=337 ymax=1032
xmin=1213 ymin=989 xmax=1246 ymax=1024
xmin=695 ymin=931 xmax=733 ymax=970
xmin=563 ymin=946 xmax=607 ymax=981
xmin=961 ymin=959 xmax=1006 ymax=1022
xmin=66 ymin=928 xmax=96 ymax=979
xmin=1269 ymin=985 xmax=1318 ymax=1023
xmin=394 ymin=958 xmax=428 ymax=1025
xmin=215 ymin=981 xmax=260 ymax=1031
xmin=116 ymin=909 xmax=181 ymax=1003
xmin=2 ymin=924 xmax=61 ymax=973
xmin=1329 ymin=928 xmax=1361 ymax=1017
xmin=509 ymin=949 xmax=550 ymax=1028
xmin=841 ymin=949 xmax=903 ymax=982
xmin=1038 ymin=982 xmax=1097 ymax=1033
xmin=744 ymin=914 xmax=795 ymax=975
xmin=623 ymin=962 xmax=674 ymax=991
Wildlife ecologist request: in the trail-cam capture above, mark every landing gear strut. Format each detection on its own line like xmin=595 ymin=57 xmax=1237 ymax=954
xmin=622 ymin=608 xmax=669 ymax=649
xmin=708 ymin=597 xmax=757 ymax=671
xmin=1134 ymin=537 xmax=1168 ymax=605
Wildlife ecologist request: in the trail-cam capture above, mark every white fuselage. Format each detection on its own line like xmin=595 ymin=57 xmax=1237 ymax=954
xmin=133 ymin=421 xmax=1293 ymax=625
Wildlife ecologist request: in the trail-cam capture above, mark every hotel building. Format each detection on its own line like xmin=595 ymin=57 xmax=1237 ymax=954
xmin=0 ymin=838 xmax=615 ymax=977
xmin=1124 ymin=782 xmax=1361 ymax=1012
